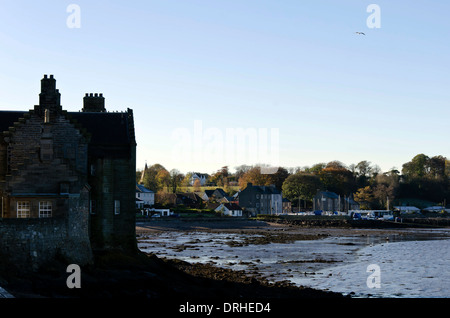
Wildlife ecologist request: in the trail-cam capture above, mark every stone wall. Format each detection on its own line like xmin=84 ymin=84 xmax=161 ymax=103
xmin=0 ymin=213 xmax=92 ymax=271
xmin=88 ymin=155 xmax=137 ymax=251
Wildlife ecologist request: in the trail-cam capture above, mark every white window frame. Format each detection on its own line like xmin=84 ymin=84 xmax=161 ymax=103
xmin=17 ymin=201 xmax=30 ymax=218
xmin=114 ymin=200 xmax=120 ymax=215
xmin=39 ymin=201 xmax=52 ymax=218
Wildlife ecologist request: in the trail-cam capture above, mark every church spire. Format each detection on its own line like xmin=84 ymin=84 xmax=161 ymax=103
xmin=139 ymin=162 xmax=148 ymax=184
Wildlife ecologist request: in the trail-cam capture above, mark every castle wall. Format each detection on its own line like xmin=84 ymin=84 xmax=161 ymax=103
xmin=0 ymin=75 xmax=136 ymax=271
xmin=88 ymin=149 xmax=137 ymax=251
xmin=0 ymin=193 xmax=92 ymax=271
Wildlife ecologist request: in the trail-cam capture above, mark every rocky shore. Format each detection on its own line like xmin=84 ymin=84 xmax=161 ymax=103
xmin=0 ymin=219 xmax=349 ymax=299
xmin=4 ymin=218 xmax=447 ymax=300
xmin=0 ymin=248 xmax=344 ymax=299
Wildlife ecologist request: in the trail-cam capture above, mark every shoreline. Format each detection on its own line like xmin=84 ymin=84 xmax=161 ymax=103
xmin=2 ymin=219 xmax=448 ymax=300
xmin=0 ymin=219 xmax=348 ymax=299
xmin=136 ymin=218 xmax=436 ymax=240
xmin=137 ymin=218 xmax=450 ymax=298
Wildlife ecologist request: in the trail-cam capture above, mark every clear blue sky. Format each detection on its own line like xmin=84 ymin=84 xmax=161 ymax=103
xmin=1 ymin=1 xmax=449 ymax=174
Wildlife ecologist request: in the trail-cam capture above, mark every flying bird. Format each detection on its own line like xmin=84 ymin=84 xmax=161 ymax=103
xmin=355 ymin=32 xmax=365 ymax=35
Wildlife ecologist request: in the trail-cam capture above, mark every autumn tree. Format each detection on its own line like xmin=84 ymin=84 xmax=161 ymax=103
xmin=318 ymin=161 xmax=356 ymax=195
xmin=238 ymin=166 xmax=271 ymax=189
xmin=169 ymin=169 xmax=184 ymax=193
xmin=238 ymin=165 xmax=290 ymax=190
xmin=354 ymin=186 xmax=375 ymax=210
xmin=193 ymin=178 xmax=201 ymax=192
xmin=210 ymin=166 xmax=229 ymax=187
xmin=156 ymin=169 xmax=171 ymax=191
xmin=142 ymin=163 xmax=170 ymax=192
xmin=282 ymin=173 xmax=323 ymax=208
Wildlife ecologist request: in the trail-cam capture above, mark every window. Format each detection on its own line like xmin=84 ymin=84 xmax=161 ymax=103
xmin=17 ymin=201 xmax=30 ymax=218
xmin=114 ymin=200 xmax=120 ymax=215
xmin=90 ymin=200 xmax=96 ymax=214
xmin=39 ymin=201 xmax=52 ymax=218
xmin=90 ymin=164 xmax=96 ymax=176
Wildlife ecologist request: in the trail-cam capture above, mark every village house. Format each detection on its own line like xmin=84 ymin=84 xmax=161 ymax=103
xmin=313 ymin=191 xmax=339 ymax=212
xmin=219 ymin=195 xmax=238 ymax=204
xmin=193 ymin=191 xmax=209 ymax=201
xmin=175 ymin=192 xmax=204 ymax=208
xmin=238 ymin=183 xmax=282 ymax=216
xmin=136 ymin=183 xmax=155 ymax=209
xmin=204 ymin=188 xmax=227 ymax=202
xmin=313 ymin=191 xmax=360 ymax=213
xmin=215 ymin=203 xmax=243 ymax=217
xmin=0 ymin=75 xmax=136 ymax=269
xmin=282 ymin=198 xmax=292 ymax=213
xmin=190 ymin=172 xmax=209 ymax=186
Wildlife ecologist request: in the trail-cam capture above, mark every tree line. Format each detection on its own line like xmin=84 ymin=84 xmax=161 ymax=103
xmin=137 ymin=154 xmax=450 ymax=209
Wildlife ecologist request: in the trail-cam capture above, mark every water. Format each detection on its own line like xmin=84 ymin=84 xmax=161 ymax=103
xmin=292 ymin=239 xmax=450 ymax=297
xmin=138 ymin=229 xmax=450 ymax=298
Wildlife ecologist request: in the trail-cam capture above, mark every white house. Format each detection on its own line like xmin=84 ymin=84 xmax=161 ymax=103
xmin=136 ymin=183 xmax=155 ymax=208
xmin=190 ymin=172 xmax=209 ymax=186
xmin=215 ymin=203 xmax=243 ymax=217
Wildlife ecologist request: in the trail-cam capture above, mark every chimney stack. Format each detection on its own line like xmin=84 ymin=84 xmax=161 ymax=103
xmin=82 ymin=93 xmax=106 ymax=112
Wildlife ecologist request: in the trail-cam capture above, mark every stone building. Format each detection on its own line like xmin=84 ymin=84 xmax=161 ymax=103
xmin=0 ymin=75 xmax=136 ymax=270
xmin=238 ymin=183 xmax=282 ymax=216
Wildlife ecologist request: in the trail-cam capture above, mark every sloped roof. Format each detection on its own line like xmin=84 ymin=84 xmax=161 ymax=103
xmin=136 ymin=183 xmax=154 ymax=193
xmin=219 ymin=203 xmax=242 ymax=210
xmin=316 ymin=191 xmax=339 ymax=199
xmin=205 ymin=188 xmax=227 ymax=197
xmin=69 ymin=112 xmax=132 ymax=146
xmin=177 ymin=192 xmax=201 ymax=202
xmin=240 ymin=183 xmax=281 ymax=195
xmin=192 ymin=172 xmax=209 ymax=178
xmin=258 ymin=185 xmax=281 ymax=195
xmin=0 ymin=110 xmax=134 ymax=157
